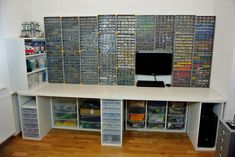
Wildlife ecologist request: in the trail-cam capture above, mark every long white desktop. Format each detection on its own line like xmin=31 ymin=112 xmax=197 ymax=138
xmin=18 ymin=83 xmax=226 ymax=150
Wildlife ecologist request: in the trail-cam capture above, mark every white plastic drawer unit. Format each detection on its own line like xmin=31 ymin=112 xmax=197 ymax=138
xmin=0 ymin=88 xmax=15 ymax=144
xmin=21 ymin=100 xmax=39 ymax=139
xmin=101 ymin=99 xmax=123 ymax=146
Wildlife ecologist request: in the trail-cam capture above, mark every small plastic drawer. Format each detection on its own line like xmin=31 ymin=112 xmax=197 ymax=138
xmin=102 ymin=100 xmax=121 ymax=109
xmin=167 ymin=122 xmax=185 ymax=130
xmin=80 ymin=108 xmax=100 ymax=116
xmin=148 ymin=114 xmax=165 ymax=122
xmin=128 ymin=100 xmax=145 ymax=108
xmin=147 ymin=122 xmax=165 ymax=129
xmin=148 ymin=106 xmax=166 ymax=114
xmin=54 ymin=119 xmax=77 ymax=127
xmin=54 ymin=112 xmax=77 ymax=119
xmin=168 ymin=107 xmax=186 ymax=115
xmin=80 ymin=115 xmax=101 ymax=122
xmin=128 ymin=113 xmax=145 ymax=121
xmin=103 ymin=108 xmax=121 ymax=114
xmin=102 ymin=123 xmax=120 ymax=130
xmin=103 ymin=112 xmax=120 ymax=119
xmin=127 ymin=121 xmax=145 ymax=128
xmin=80 ymin=121 xmax=101 ymax=129
xmin=23 ymin=127 xmax=39 ymax=134
xmin=103 ymin=134 xmax=121 ymax=144
xmin=53 ymin=99 xmax=77 ymax=112
xmin=22 ymin=118 xmax=38 ymax=124
xmin=103 ymin=118 xmax=120 ymax=124
xmin=23 ymin=123 xmax=38 ymax=129
xmin=128 ymin=107 xmax=145 ymax=114
xmin=22 ymin=113 xmax=37 ymax=119
xmin=21 ymin=108 xmax=37 ymax=114
xmin=23 ymin=132 xmax=39 ymax=138
xmin=167 ymin=115 xmax=185 ymax=123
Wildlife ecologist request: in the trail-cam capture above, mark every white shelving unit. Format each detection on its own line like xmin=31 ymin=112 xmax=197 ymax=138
xmin=27 ymin=68 xmax=47 ymax=75
xmin=18 ymin=95 xmax=51 ymax=140
xmin=26 ymin=53 xmax=46 ymax=58
xmin=6 ymin=38 xmax=47 ymax=91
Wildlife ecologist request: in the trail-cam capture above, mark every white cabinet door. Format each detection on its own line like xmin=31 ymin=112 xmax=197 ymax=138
xmin=0 ymin=90 xmax=15 ymax=143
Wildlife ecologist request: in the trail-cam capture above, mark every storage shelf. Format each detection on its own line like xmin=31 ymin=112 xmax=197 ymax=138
xmin=27 ymin=68 xmax=47 ymax=75
xmin=26 ymin=53 xmax=46 ymax=58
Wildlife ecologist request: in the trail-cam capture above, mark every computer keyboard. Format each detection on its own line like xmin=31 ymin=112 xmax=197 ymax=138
xmin=137 ymin=81 xmax=165 ymax=87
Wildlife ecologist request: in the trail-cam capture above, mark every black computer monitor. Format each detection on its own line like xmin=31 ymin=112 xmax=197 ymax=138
xmin=136 ymin=53 xmax=173 ymax=76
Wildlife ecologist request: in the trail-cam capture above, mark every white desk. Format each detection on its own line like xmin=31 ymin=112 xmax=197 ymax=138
xmin=18 ymin=83 xmax=227 ymax=150
xmin=19 ymin=83 xmax=226 ymax=102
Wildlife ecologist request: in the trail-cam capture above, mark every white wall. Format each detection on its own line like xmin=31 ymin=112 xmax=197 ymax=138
xmin=213 ymin=0 xmax=235 ymax=119
xmin=226 ymin=45 xmax=235 ymax=120
xmin=31 ymin=0 xmax=235 ymax=119
xmin=0 ymin=0 xmax=32 ymax=89
xmin=31 ymin=0 xmax=214 ymax=84
xmin=32 ymin=0 xmax=214 ymax=26
xmin=0 ymin=0 xmax=9 ymax=86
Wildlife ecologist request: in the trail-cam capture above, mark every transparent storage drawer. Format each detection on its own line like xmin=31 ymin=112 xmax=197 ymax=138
xmin=147 ymin=122 xmax=165 ymax=129
xmin=54 ymin=119 xmax=77 ymax=127
xmin=103 ymin=118 xmax=121 ymax=124
xmin=102 ymin=101 xmax=121 ymax=109
xmin=168 ymin=107 xmax=186 ymax=115
xmin=23 ymin=132 xmax=39 ymax=138
xmin=102 ymin=123 xmax=120 ymax=130
xmin=167 ymin=122 xmax=185 ymax=130
xmin=103 ymin=108 xmax=121 ymax=114
xmin=22 ymin=113 xmax=37 ymax=119
xmin=127 ymin=121 xmax=145 ymax=128
xmin=23 ymin=123 xmax=38 ymax=129
xmin=103 ymin=134 xmax=121 ymax=144
xmin=80 ymin=108 xmax=100 ymax=116
xmin=22 ymin=118 xmax=38 ymax=124
xmin=21 ymin=108 xmax=37 ymax=114
xmin=128 ymin=113 xmax=145 ymax=121
xmin=80 ymin=121 xmax=100 ymax=129
xmin=80 ymin=115 xmax=100 ymax=122
xmin=103 ymin=112 xmax=120 ymax=119
xmin=148 ymin=106 xmax=166 ymax=114
xmin=167 ymin=115 xmax=185 ymax=123
xmin=23 ymin=127 xmax=39 ymax=134
xmin=148 ymin=114 xmax=165 ymax=122
xmin=53 ymin=98 xmax=77 ymax=112
xmin=54 ymin=112 xmax=77 ymax=119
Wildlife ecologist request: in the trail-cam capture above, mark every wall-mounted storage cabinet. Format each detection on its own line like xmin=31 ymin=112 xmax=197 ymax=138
xmin=43 ymin=15 xmax=215 ymax=88
xmin=6 ymin=38 xmax=47 ymax=91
